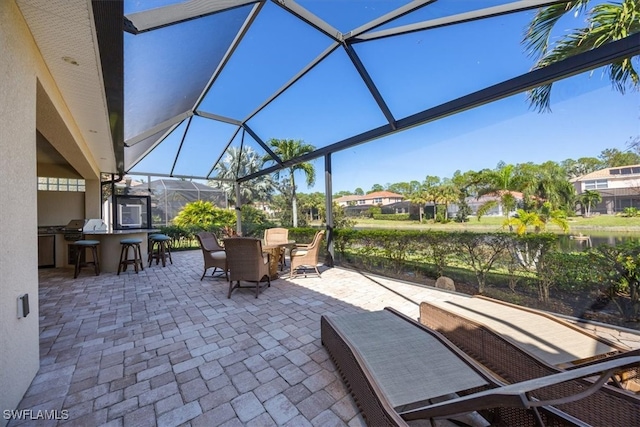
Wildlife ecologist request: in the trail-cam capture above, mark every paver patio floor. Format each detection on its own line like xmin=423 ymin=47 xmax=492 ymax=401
xmin=10 ymin=250 xmax=640 ymax=426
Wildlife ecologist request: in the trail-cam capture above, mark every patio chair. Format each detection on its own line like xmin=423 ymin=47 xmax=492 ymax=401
xmin=264 ymin=227 xmax=289 ymax=270
xmin=321 ymin=307 xmax=640 ymax=427
xmin=195 ymin=231 xmax=227 ymax=281
xmin=419 ymin=300 xmax=640 ymax=426
xmin=223 ymin=237 xmax=270 ymax=298
xmin=290 ymin=230 xmax=324 ymax=278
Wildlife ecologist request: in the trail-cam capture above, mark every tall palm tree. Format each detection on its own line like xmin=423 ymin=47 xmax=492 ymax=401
xmin=435 ymin=183 xmax=460 ymax=221
xmin=523 ymin=0 xmax=640 ymax=112
xmin=212 ymin=146 xmax=274 ymax=205
xmin=263 ymin=139 xmax=316 ymax=227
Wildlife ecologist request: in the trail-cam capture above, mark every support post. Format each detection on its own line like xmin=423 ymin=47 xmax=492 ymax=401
xmin=235 ymin=182 xmax=242 ymax=236
xmin=324 ymin=153 xmax=334 ymax=267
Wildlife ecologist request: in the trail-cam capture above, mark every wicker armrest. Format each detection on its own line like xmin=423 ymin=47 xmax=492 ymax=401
xmin=401 ymin=356 xmax=640 ymax=421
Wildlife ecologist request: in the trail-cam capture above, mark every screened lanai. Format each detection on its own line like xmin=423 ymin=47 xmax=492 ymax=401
xmin=149 ymin=179 xmax=228 ymax=226
xmin=121 ymin=0 xmax=640 ymax=187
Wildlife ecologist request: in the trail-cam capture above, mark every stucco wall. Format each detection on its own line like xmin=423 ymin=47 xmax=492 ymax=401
xmin=0 ymin=1 xmax=41 ymax=422
xmin=37 ymin=191 xmax=85 ymax=226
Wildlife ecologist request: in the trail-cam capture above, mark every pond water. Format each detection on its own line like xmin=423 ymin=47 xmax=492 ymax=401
xmin=557 ymin=231 xmax=640 ymax=252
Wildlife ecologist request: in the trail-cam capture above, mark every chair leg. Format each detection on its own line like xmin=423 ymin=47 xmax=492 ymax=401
xmin=136 ymin=243 xmax=144 ymax=271
xmin=148 ymin=241 xmax=154 ymax=267
xmin=201 ymin=269 xmax=206 ymax=281
xmin=132 ymin=246 xmax=139 ymax=273
xmin=228 ymin=280 xmax=239 ymax=298
xmin=117 ymin=244 xmax=126 ymax=275
xmin=74 ymin=247 xmax=82 ymax=279
xmin=92 ymin=246 xmax=100 ymax=276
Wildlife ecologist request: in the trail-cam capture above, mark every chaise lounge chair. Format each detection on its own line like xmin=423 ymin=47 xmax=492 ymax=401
xmin=321 ymin=307 xmax=640 ymax=426
xmin=419 ymin=299 xmax=640 ymax=426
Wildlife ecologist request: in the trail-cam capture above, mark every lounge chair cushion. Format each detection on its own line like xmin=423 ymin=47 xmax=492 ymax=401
xmin=328 ymin=311 xmax=488 ymax=412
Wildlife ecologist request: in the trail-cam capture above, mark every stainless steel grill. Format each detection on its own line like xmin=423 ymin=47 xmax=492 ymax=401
xmin=62 ymin=219 xmax=107 ymax=241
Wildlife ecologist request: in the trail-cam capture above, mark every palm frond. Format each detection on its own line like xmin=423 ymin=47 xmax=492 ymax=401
xmin=525 ymin=0 xmax=640 ymax=113
xmin=523 ymin=0 xmax=590 ymax=59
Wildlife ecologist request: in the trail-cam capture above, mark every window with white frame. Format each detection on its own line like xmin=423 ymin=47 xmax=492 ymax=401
xmin=584 ymin=179 xmax=608 ymax=190
xmin=38 ymin=177 xmax=85 ymax=192
xmin=373 ymin=198 xmax=382 ymax=204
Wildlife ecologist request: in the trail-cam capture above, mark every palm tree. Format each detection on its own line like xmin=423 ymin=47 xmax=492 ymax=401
xmin=263 ymin=139 xmax=316 ymax=227
xmin=477 ymin=163 xmax=522 ymax=216
xmin=212 ymin=146 xmax=275 ymax=205
xmin=503 ymin=209 xmax=546 ymax=235
xmin=580 ymin=189 xmax=603 ymax=216
xmin=523 ymin=0 xmax=640 ymax=112
xmin=435 ymin=183 xmax=460 ymax=221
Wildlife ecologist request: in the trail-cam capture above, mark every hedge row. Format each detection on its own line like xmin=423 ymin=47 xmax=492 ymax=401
xmin=372 ymin=213 xmax=410 ymax=221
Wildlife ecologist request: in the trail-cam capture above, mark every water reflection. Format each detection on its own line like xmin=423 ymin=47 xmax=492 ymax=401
xmin=557 ymin=232 xmax=640 ymax=252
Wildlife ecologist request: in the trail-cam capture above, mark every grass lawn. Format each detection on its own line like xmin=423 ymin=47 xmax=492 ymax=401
xmin=351 ymin=215 xmax=640 ymax=232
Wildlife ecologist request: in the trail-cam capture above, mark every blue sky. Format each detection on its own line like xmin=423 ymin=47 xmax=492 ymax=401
xmin=126 ymin=0 xmax=640 ymax=194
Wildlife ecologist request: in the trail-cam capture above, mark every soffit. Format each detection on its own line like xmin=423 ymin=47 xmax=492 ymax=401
xmin=16 ymin=0 xmax=116 ymax=175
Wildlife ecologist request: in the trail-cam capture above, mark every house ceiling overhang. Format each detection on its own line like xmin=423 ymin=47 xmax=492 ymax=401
xmin=16 ymin=0 xmax=123 ymax=177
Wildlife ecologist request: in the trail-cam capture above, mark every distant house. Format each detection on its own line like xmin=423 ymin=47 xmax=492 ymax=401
xmin=334 ymin=191 xmax=404 ymax=207
xmin=571 ymin=164 xmax=640 ymax=214
xmin=466 ymin=191 xmax=525 ymax=217
xmin=335 ymin=191 xmax=405 ymax=217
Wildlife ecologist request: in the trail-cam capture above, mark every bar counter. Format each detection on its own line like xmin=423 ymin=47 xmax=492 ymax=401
xmin=83 ymin=228 xmax=160 ymax=273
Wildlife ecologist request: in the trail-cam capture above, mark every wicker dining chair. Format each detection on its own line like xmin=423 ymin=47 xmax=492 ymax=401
xmin=290 ymin=230 xmax=325 ymax=278
xmin=223 ymin=237 xmax=271 ymax=298
xmin=264 ymin=227 xmax=289 ymax=270
xmin=195 ymin=231 xmax=227 ymax=280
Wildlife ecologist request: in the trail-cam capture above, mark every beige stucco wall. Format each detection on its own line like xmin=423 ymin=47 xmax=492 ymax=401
xmin=37 ymin=192 xmax=85 ymax=226
xmin=0 ymin=1 xmax=41 ymax=421
xmin=0 ymin=1 xmax=102 ymax=422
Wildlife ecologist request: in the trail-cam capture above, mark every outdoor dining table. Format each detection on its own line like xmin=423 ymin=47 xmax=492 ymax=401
xmin=262 ymin=240 xmax=295 ymax=279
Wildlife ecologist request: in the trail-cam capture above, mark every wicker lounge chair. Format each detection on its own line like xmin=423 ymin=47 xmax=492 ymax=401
xmin=223 ymin=237 xmax=270 ymax=298
xmin=290 ymin=230 xmax=324 ymax=278
xmin=264 ymin=227 xmax=289 ymax=270
xmin=322 ymin=307 xmax=640 ymax=427
xmin=195 ymin=231 xmax=227 ymax=280
xmin=419 ymin=300 xmax=640 ymax=426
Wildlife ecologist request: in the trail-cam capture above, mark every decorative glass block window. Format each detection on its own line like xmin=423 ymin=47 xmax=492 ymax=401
xmin=584 ymin=179 xmax=608 ymax=190
xmin=37 ymin=177 xmax=85 ymax=192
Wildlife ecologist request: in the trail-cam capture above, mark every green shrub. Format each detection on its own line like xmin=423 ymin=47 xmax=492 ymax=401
xmin=241 ymin=205 xmax=277 ymax=238
xmin=372 ymin=213 xmax=410 ymax=221
xmin=173 ymin=200 xmax=236 ymax=229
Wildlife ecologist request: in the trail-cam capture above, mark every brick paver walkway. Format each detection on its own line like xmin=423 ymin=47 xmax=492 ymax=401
xmin=10 ymin=250 xmax=640 ymax=426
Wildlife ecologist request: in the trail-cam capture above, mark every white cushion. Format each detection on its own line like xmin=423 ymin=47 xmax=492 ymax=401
xmin=210 ymin=251 xmax=226 ymax=260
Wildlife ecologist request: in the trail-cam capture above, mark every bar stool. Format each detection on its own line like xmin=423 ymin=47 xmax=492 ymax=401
xmin=148 ymin=234 xmax=172 ymax=267
xmin=118 ymin=238 xmax=144 ymax=275
xmin=72 ymin=240 xmax=100 ymax=278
